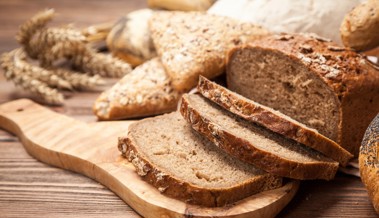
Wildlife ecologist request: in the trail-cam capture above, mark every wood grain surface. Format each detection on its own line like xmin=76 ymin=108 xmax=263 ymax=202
xmin=0 ymin=0 xmax=377 ymax=217
xmin=0 ymin=99 xmax=299 ymax=218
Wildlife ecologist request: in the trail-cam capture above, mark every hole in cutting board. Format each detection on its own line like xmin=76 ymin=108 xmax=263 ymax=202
xmin=16 ymin=108 xmax=24 ymax=112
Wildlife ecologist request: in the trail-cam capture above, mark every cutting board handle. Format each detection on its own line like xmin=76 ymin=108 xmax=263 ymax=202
xmin=0 ymin=99 xmax=299 ymax=218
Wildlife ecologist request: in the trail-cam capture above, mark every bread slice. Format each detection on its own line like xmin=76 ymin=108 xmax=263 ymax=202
xmin=180 ymin=94 xmax=339 ymax=180
xmin=359 ymin=114 xmax=379 ymax=214
xmin=227 ymin=33 xmax=379 ymax=156
xmin=118 ymin=112 xmax=282 ymax=207
xmin=149 ymin=11 xmax=269 ymax=92
xmin=93 ymin=58 xmax=181 ymax=120
xmin=197 ymin=76 xmax=353 ymax=166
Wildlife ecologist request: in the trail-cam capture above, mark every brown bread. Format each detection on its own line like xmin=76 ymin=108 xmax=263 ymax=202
xmin=227 ymin=33 xmax=379 ymax=156
xmin=149 ymin=11 xmax=269 ymax=92
xmin=93 ymin=58 xmax=181 ymax=120
xmin=180 ymin=94 xmax=339 ymax=180
xmin=118 ymin=112 xmax=282 ymax=207
xmin=359 ymin=114 xmax=379 ymax=214
xmin=197 ymin=76 xmax=353 ymax=166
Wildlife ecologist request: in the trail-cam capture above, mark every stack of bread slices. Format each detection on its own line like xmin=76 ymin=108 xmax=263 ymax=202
xmin=118 ymin=75 xmax=354 ymax=207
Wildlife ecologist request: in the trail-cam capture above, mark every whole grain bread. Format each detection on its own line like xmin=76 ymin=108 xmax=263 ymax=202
xmin=149 ymin=11 xmax=270 ymax=92
xmin=93 ymin=58 xmax=181 ymax=120
xmin=359 ymin=114 xmax=379 ymax=214
xmin=227 ymin=33 xmax=379 ymax=156
xmin=118 ymin=112 xmax=282 ymax=207
xmin=340 ymin=0 xmax=379 ymax=51
xmin=180 ymin=94 xmax=339 ymax=180
xmin=197 ymin=76 xmax=353 ymax=166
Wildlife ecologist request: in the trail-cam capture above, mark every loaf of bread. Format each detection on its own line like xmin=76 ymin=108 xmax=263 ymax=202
xmin=180 ymin=94 xmax=339 ymax=180
xmin=148 ymin=0 xmax=215 ymax=11
xmin=227 ymin=33 xmax=379 ymax=156
xmin=106 ymin=9 xmax=156 ymax=67
xmin=340 ymin=0 xmax=379 ymax=51
xmin=118 ymin=112 xmax=282 ymax=207
xmin=149 ymin=11 xmax=270 ymax=92
xmin=197 ymin=76 xmax=353 ymax=166
xmin=93 ymin=58 xmax=181 ymax=120
xmin=360 ymin=114 xmax=379 ymax=214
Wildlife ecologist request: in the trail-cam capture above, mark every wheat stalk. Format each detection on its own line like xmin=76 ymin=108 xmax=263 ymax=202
xmin=7 ymin=48 xmax=72 ymax=89
xmin=1 ymin=49 xmax=64 ymax=105
xmin=16 ymin=9 xmax=55 ymax=59
xmin=71 ymin=48 xmax=131 ymax=77
xmin=53 ymin=68 xmax=104 ymax=90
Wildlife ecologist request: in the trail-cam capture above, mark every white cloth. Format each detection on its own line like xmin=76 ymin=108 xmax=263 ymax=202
xmin=208 ymin=0 xmax=364 ymax=44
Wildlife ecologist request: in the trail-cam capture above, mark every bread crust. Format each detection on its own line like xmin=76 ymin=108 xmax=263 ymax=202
xmin=340 ymin=0 xmax=379 ymax=51
xmin=149 ymin=11 xmax=269 ymax=92
xmin=227 ymin=33 xmax=379 ymax=156
xmin=197 ymin=76 xmax=353 ymax=166
xmin=93 ymin=58 xmax=181 ymax=120
xmin=106 ymin=9 xmax=156 ymax=67
xmin=359 ymin=114 xmax=379 ymax=214
xmin=180 ymin=95 xmax=339 ymax=180
xmin=118 ymin=116 xmax=282 ymax=207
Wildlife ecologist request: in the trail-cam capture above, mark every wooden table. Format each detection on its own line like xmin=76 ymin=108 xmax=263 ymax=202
xmin=0 ymin=1 xmax=377 ymax=217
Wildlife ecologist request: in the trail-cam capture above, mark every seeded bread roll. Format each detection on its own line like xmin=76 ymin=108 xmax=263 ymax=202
xmin=180 ymin=94 xmax=339 ymax=180
xmin=118 ymin=112 xmax=282 ymax=207
xmin=197 ymin=76 xmax=353 ymax=166
xmin=340 ymin=0 xmax=379 ymax=51
xmin=227 ymin=33 xmax=379 ymax=156
xmin=360 ymin=114 xmax=379 ymax=214
xmin=149 ymin=11 xmax=270 ymax=92
xmin=93 ymin=58 xmax=181 ymax=120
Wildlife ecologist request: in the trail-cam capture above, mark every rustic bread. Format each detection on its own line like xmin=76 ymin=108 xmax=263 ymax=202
xmin=227 ymin=33 xmax=379 ymax=156
xmin=106 ymin=9 xmax=156 ymax=67
xmin=118 ymin=112 xmax=282 ymax=207
xmin=180 ymin=94 xmax=339 ymax=180
xmin=93 ymin=58 xmax=181 ymax=120
xmin=360 ymin=114 xmax=379 ymax=214
xmin=197 ymin=76 xmax=353 ymax=166
xmin=149 ymin=11 xmax=270 ymax=92
xmin=340 ymin=0 xmax=379 ymax=51
xmin=148 ymin=0 xmax=215 ymax=11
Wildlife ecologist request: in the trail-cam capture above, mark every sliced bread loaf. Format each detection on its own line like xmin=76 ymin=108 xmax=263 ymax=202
xmin=227 ymin=33 xmax=379 ymax=156
xmin=118 ymin=112 xmax=282 ymax=207
xmin=93 ymin=58 xmax=181 ymax=120
xmin=149 ymin=11 xmax=269 ymax=92
xmin=180 ymin=94 xmax=339 ymax=180
xmin=197 ymin=76 xmax=353 ymax=166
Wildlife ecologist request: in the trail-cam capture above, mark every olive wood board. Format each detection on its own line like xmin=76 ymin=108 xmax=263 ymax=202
xmin=0 ymin=99 xmax=299 ymax=218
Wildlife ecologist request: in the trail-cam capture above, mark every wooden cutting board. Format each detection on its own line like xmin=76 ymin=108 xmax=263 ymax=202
xmin=0 ymin=99 xmax=299 ymax=218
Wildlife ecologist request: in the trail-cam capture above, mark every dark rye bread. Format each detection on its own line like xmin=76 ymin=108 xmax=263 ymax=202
xmin=197 ymin=76 xmax=353 ymax=166
xmin=227 ymin=33 xmax=379 ymax=156
xmin=118 ymin=112 xmax=282 ymax=207
xmin=180 ymin=94 xmax=339 ymax=180
xmin=359 ymin=114 xmax=379 ymax=214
